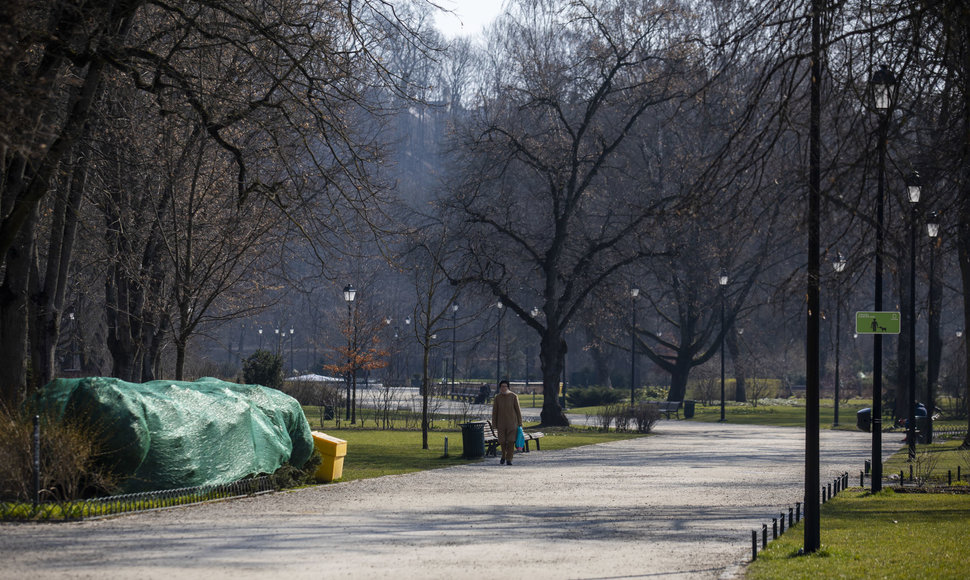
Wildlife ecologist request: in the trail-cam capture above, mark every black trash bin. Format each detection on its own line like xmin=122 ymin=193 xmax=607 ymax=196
xmin=916 ymin=416 xmax=932 ymax=444
xmin=856 ymin=408 xmax=872 ymax=433
xmin=683 ymin=400 xmax=696 ymax=419
xmin=461 ymin=421 xmax=485 ymax=459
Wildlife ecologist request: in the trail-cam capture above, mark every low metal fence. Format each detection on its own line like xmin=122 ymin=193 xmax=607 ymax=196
xmin=0 ymin=475 xmax=279 ymax=522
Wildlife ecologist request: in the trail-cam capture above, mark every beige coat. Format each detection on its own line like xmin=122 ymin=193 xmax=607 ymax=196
xmin=491 ymin=391 xmax=522 ymax=434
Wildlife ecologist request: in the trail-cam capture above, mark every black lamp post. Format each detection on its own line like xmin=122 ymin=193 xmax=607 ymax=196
xmin=531 ymin=306 xmax=540 ymax=401
xmin=289 ymin=327 xmax=295 ymax=375
xmin=926 ymin=211 xmax=940 ymax=444
xmin=631 ymin=287 xmax=639 ymax=405
xmin=805 ymin=7 xmax=822 ymax=552
xmin=718 ymin=271 xmax=728 ymax=422
xmin=258 ymin=327 xmax=263 ymax=349
xmin=451 ymin=303 xmax=459 ymax=396
xmin=496 ymin=301 xmax=503 ymax=388
xmin=343 ymin=284 xmax=356 ymax=422
xmin=404 ymin=315 xmax=412 ymax=387
xmin=67 ymin=312 xmax=80 ymax=372
xmin=869 ymin=63 xmax=895 ymax=492
xmin=833 ymin=253 xmax=847 ymax=426
xmin=906 ymin=170 xmax=921 ymax=460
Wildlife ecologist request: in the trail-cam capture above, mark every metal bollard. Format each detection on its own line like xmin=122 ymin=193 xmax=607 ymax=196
xmin=772 ymin=517 xmax=778 ymax=539
xmin=444 ymin=437 xmax=449 ymax=458
xmin=828 ymin=482 xmax=832 ymax=498
xmin=796 ymin=502 xmax=801 ymax=523
xmin=861 ymin=470 xmax=864 ymax=487
xmin=762 ymin=524 xmax=767 ymax=549
xmin=780 ymin=513 xmax=785 ymax=535
xmin=909 ymin=465 xmax=913 ymax=482
xmin=865 ymin=459 xmax=871 ymax=475
xmin=949 ymin=470 xmax=952 ymax=486
xmin=752 ymin=530 xmax=758 ymax=561
xmin=789 ymin=507 xmax=794 ymax=528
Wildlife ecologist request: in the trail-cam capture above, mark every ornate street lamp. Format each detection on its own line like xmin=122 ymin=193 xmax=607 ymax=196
xmin=631 ymin=287 xmax=639 ymax=405
xmin=926 ymin=211 xmax=940 ymax=444
xmin=343 ymin=284 xmax=356 ymax=422
xmin=404 ymin=315 xmax=412 ymax=386
xmin=496 ymin=301 xmax=504 ymax=389
xmin=869 ymin=63 xmax=895 ymax=492
xmin=451 ymin=303 xmax=459 ymax=397
xmin=906 ymin=171 xmax=921 ymax=459
xmin=833 ymin=253 xmax=847 ymax=426
xmin=718 ymin=271 xmax=728 ymax=422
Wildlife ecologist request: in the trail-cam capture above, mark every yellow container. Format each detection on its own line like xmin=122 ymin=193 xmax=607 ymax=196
xmin=311 ymin=431 xmax=348 ymax=482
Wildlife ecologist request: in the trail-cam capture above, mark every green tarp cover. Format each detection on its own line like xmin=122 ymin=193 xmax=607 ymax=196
xmin=34 ymin=377 xmax=313 ymax=493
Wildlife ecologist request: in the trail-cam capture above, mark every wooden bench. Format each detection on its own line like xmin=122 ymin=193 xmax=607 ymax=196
xmin=483 ymin=420 xmax=544 ymax=456
xmin=449 ymin=384 xmax=492 ymax=404
xmin=647 ymin=400 xmax=683 ymax=419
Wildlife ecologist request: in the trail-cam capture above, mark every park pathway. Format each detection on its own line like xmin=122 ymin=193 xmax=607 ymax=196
xmin=0 ymin=421 xmax=893 ymax=580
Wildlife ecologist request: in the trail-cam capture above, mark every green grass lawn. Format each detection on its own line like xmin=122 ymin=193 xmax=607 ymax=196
xmin=567 ymin=399 xmax=873 ymax=429
xmin=743 ymin=488 xmax=970 ymax=579
xmin=689 ymin=399 xmax=873 ymax=429
xmin=319 ymin=426 xmax=647 ymax=482
xmin=883 ymin=437 xmax=970 ymax=486
xmin=745 ymin=434 xmax=970 ymax=579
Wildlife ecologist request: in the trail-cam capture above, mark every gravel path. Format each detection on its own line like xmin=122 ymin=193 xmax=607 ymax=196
xmin=0 ymin=421 xmax=892 ymax=580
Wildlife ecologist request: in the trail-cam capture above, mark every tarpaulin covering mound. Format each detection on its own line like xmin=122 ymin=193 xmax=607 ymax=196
xmin=34 ymin=377 xmax=314 ymax=493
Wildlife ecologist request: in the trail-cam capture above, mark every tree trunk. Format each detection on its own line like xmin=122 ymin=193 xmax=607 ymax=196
xmin=586 ymin=325 xmax=613 ymax=388
xmin=0 ymin=213 xmax=37 ymax=405
xmin=30 ymin=137 xmax=89 ymax=388
xmin=667 ymin=353 xmax=692 ymax=403
xmin=954 ymin=3 xmax=970 ymax=450
xmin=104 ymin=182 xmax=144 ymax=382
xmin=421 ymin=339 xmax=430 ymax=450
xmin=961 ymin=218 xmax=970 ymax=449
xmin=175 ymin=339 xmax=187 ymax=381
xmin=895 ymin=260 xmax=911 ymax=423
xmin=539 ymin=333 xmax=567 ymax=426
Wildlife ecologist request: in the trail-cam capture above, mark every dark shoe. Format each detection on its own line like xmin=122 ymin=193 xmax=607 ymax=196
xmin=500 ymin=458 xmax=505 ymax=465
xmin=506 ymin=461 xmax=512 ymax=466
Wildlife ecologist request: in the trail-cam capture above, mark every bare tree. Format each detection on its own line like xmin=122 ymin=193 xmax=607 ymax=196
xmin=442 ymin=0 xmax=706 ymax=425
xmin=402 ymin=224 xmax=463 ymax=448
xmin=0 ymin=0 xmax=427 ymax=404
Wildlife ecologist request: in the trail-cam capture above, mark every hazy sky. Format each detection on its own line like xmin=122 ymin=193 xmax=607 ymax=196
xmin=433 ymin=0 xmax=506 ymax=38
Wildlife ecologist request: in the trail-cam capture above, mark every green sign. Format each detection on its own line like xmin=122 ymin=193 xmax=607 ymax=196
xmin=855 ymin=311 xmax=900 ymax=335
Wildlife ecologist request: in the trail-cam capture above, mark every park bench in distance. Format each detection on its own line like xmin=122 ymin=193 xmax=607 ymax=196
xmin=449 ymin=383 xmax=492 ymax=404
xmin=645 ymin=400 xmax=682 ymax=419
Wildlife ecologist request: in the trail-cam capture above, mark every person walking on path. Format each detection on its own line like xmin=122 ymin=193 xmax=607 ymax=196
xmin=491 ymin=380 xmax=522 ymax=465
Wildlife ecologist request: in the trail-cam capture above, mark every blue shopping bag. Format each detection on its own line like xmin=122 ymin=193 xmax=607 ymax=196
xmin=515 ymin=426 xmax=525 ymax=450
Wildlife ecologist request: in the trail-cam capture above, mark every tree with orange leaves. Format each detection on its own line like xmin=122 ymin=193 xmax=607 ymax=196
xmin=324 ymin=305 xmax=390 ymax=425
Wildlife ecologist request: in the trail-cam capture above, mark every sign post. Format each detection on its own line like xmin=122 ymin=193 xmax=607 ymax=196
xmin=855 ymin=311 xmax=900 ymax=335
